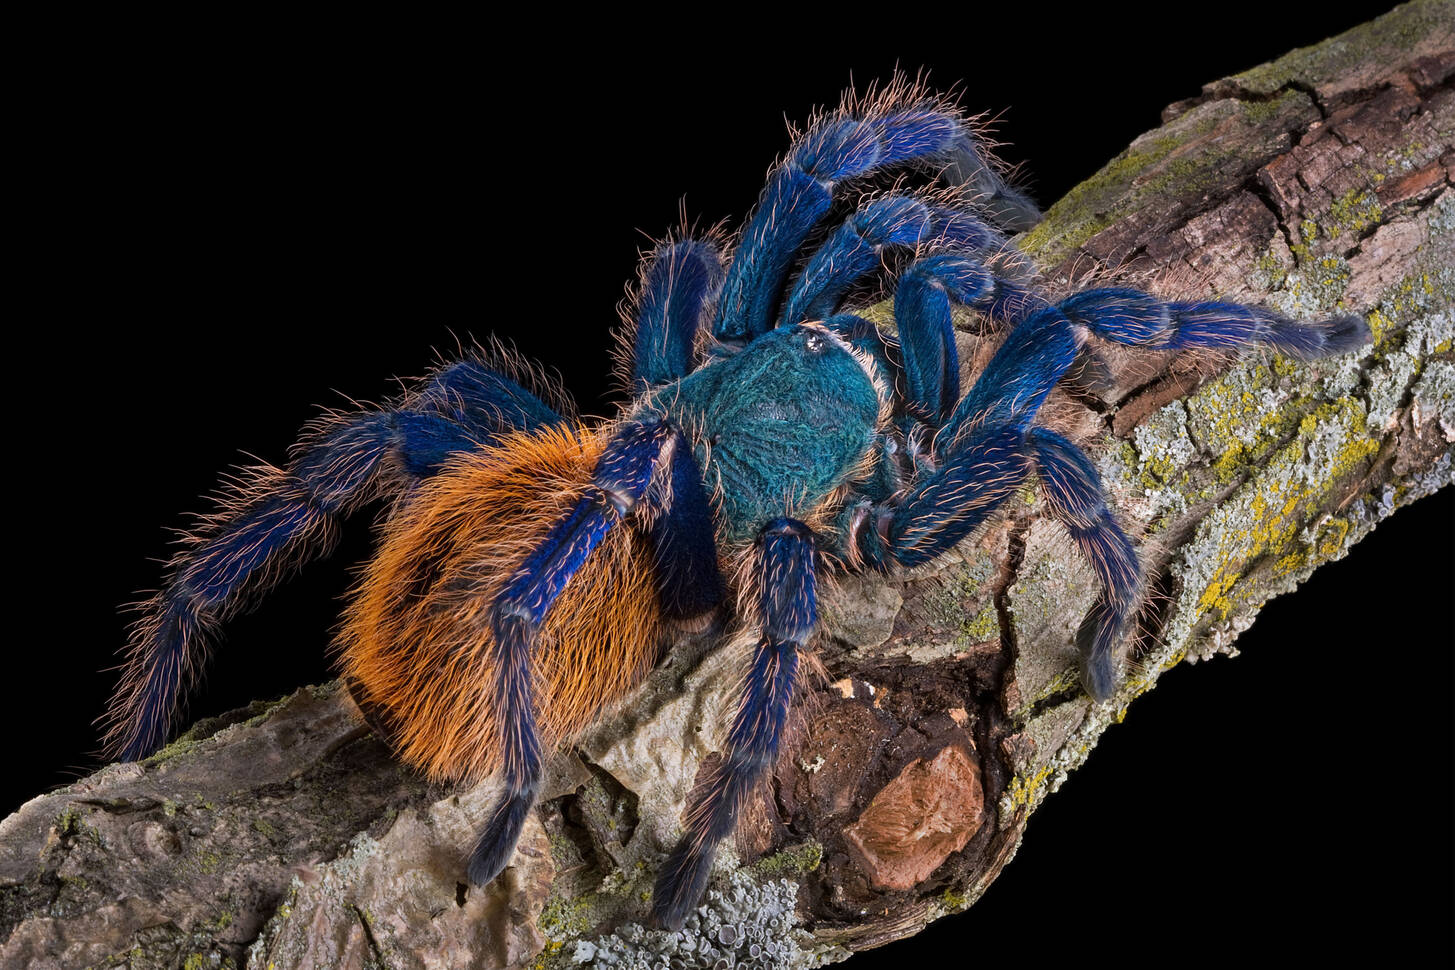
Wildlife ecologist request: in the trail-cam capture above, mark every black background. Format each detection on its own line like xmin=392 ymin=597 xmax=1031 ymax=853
xmin=16 ymin=4 xmax=1452 ymax=966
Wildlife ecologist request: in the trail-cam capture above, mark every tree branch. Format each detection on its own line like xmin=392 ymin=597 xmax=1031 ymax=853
xmin=4 ymin=5 xmax=1451 ymax=968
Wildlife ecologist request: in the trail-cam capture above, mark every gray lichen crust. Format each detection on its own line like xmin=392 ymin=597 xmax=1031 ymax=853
xmin=3 ymin=7 xmax=1450 ymax=969
xmin=564 ymin=875 xmax=834 ymax=969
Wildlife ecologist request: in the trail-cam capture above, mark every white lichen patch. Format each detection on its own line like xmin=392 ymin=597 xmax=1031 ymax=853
xmin=561 ymin=874 xmax=832 ymax=970
xmin=1120 ymin=400 xmax=1197 ymax=523
xmin=1413 ymin=356 xmax=1455 ymax=442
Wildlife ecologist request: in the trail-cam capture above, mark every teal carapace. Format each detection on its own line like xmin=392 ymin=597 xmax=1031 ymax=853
xmin=644 ymin=325 xmax=882 ymax=543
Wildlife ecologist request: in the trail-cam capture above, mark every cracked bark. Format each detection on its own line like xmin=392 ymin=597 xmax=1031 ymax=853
xmin=5 ymin=5 xmax=1451 ymax=968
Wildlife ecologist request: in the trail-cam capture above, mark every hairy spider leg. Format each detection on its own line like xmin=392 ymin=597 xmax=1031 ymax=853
xmin=938 ymin=286 xmax=1370 ymax=456
xmin=849 ymin=305 xmax=1104 ymax=690
xmin=631 ymin=239 xmax=726 ymax=393
xmin=894 ymin=253 xmax=1036 ymax=425
xmin=713 ymin=106 xmax=1031 ymax=344
xmin=626 ymin=242 xmax=730 ymax=621
xmin=647 ymin=435 xmax=726 ymax=622
xmin=106 ymin=361 xmax=563 ymax=761
xmin=876 ymin=250 xmax=1369 ymax=447
xmin=652 ymin=519 xmax=816 ymax=929
xmin=468 ymin=420 xmax=675 ymax=886
xmin=1028 ymin=427 xmax=1140 ymax=698
xmin=410 ymin=358 xmax=567 ymax=446
xmin=781 ymin=199 xmax=1019 ymax=329
xmin=854 ymin=423 xmax=1036 ymax=571
xmin=779 ymin=195 xmax=936 ymax=327
xmin=855 ymin=286 xmax=1368 ymax=695
xmin=1054 ymin=287 xmax=1372 ymax=360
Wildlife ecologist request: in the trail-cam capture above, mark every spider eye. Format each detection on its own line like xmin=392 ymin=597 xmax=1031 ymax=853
xmin=804 ymin=332 xmax=826 ymax=354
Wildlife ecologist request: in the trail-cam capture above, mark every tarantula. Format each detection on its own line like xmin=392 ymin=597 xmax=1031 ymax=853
xmin=105 ymin=85 xmax=1368 ymax=928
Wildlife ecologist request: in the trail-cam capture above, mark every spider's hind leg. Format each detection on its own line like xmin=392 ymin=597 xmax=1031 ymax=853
xmin=410 ymin=355 xmax=567 ymax=448
xmin=106 ymin=360 xmax=564 ymax=762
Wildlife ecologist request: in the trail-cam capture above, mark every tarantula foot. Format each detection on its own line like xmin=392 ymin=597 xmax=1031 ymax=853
xmin=1076 ymin=597 xmax=1127 ymax=702
xmin=466 ymin=791 xmax=535 ymax=886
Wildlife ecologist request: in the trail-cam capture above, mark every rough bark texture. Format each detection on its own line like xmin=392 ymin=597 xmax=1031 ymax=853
xmin=6 ymin=5 xmax=1451 ymax=968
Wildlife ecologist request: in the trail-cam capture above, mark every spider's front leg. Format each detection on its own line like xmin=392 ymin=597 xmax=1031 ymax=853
xmin=852 ymin=287 xmax=1370 ymax=698
xmin=713 ymin=103 xmax=1036 ymax=344
xmin=652 ymin=518 xmax=816 ymax=929
xmin=849 ymin=398 xmax=1139 ymax=698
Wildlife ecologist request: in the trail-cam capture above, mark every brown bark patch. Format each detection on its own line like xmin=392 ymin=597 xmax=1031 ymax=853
xmin=842 ymin=744 xmax=984 ymax=891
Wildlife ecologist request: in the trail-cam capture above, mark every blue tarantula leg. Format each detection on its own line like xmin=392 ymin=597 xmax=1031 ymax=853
xmin=930 ymin=207 xmax=1023 ymax=271
xmin=106 ymin=362 xmax=562 ymax=762
xmin=849 ymin=304 xmax=1087 ymax=565
xmin=653 ymin=519 xmax=815 ymax=929
xmin=1058 ymin=288 xmax=1371 ymax=360
xmin=931 ymin=122 xmax=1040 ymax=233
xmin=715 ymin=107 xmax=1023 ymax=343
xmin=856 ymin=303 xmax=1081 ymax=559
xmin=894 ymin=252 xmax=1050 ymax=424
xmin=940 ymin=304 xmax=1083 ymax=452
xmin=938 ymin=288 xmax=1370 ymax=456
xmin=411 ymin=356 xmax=566 ymax=448
xmin=852 ymin=425 xmax=1032 ymax=570
xmin=631 ymin=239 xmax=726 ymax=392
xmin=782 ymin=201 xmax=1018 ymax=328
xmin=648 ymin=434 xmax=725 ymax=623
xmin=1029 ymin=428 xmax=1140 ymax=700
xmin=874 ymin=106 xmax=1039 ymax=231
xmin=780 ymin=196 xmax=936 ymax=325
xmin=467 ymin=421 xmax=674 ymax=886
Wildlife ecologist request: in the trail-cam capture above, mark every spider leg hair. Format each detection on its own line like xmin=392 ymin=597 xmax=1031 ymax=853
xmin=648 ymin=434 xmax=726 ymax=623
xmin=714 ymin=102 xmax=1031 ymax=344
xmin=629 ymin=238 xmax=726 ymax=393
xmin=852 ymin=425 xmax=1032 ymax=570
xmin=935 ymin=285 xmax=1370 ymax=455
xmin=895 ymin=249 xmax=1055 ymax=424
xmin=860 ymin=282 xmax=1364 ymax=696
xmin=410 ymin=356 xmax=568 ymax=447
xmin=1028 ymin=428 xmax=1140 ymax=700
xmin=105 ymin=362 xmax=563 ymax=762
xmin=468 ymin=420 xmax=676 ymax=886
xmin=940 ymin=303 xmax=1082 ymax=453
xmin=783 ymin=198 xmax=1030 ymax=330
xmin=653 ymin=518 xmax=814 ymax=930
xmin=1057 ymin=287 xmax=1371 ymax=360
xmin=780 ymin=195 xmax=936 ymax=326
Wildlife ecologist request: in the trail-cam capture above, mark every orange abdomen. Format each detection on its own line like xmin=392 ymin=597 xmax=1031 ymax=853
xmin=338 ymin=423 xmax=665 ymax=785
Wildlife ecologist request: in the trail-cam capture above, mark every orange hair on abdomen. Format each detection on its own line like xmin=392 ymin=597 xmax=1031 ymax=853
xmin=337 ymin=422 xmax=664 ymax=786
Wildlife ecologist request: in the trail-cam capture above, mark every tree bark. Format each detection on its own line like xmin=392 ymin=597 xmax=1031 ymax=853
xmin=5 ymin=5 xmax=1451 ymax=968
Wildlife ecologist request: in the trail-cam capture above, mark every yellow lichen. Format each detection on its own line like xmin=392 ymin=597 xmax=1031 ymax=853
xmin=1325 ymin=188 xmax=1383 ymax=238
xmin=1194 ymin=399 xmax=1378 ymax=620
